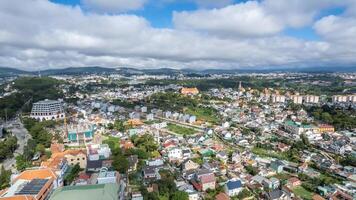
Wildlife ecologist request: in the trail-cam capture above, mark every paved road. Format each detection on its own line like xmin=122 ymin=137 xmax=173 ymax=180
xmin=3 ymin=119 xmax=31 ymax=171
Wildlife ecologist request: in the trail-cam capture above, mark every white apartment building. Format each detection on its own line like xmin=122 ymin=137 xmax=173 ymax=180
xmin=347 ymin=95 xmax=356 ymax=103
xmin=304 ymin=95 xmax=319 ymax=104
xmin=30 ymin=99 xmax=65 ymax=121
xmin=271 ymin=95 xmax=286 ymax=103
xmin=291 ymin=95 xmax=303 ymax=104
xmin=168 ymin=148 xmax=183 ymax=161
xmin=332 ymin=95 xmax=348 ymax=103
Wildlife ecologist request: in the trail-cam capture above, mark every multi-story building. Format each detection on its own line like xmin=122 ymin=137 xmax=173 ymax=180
xmin=271 ymin=95 xmax=286 ymax=103
xmin=332 ymin=95 xmax=348 ymax=103
xmin=67 ymin=123 xmax=95 ymax=144
xmin=30 ymin=99 xmax=65 ymax=121
xmin=291 ymin=95 xmax=303 ymax=104
xmin=284 ymin=120 xmax=317 ymax=135
xmin=304 ymin=95 xmax=319 ymax=104
xmin=347 ymin=95 xmax=356 ymax=103
xmin=318 ymin=124 xmax=335 ymax=133
xmin=45 ymin=149 xmax=87 ymax=169
xmin=96 ymin=168 xmax=120 ymax=184
xmin=87 ymin=144 xmax=111 ymax=161
xmin=0 ymin=168 xmax=58 ymax=200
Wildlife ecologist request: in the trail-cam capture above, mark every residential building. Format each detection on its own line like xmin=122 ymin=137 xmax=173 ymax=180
xmin=194 ymin=169 xmax=216 ymax=191
xmin=271 ymin=95 xmax=286 ymax=103
xmin=97 ymin=168 xmax=120 ymax=184
xmin=291 ymin=95 xmax=303 ymax=104
xmin=270 ymin=160 xmax=285 ymax=173
xmin=182 ymin=160 xmax=199 ymax=171
xmin=332 ymin=95 xmax=348 ymax=103
xmin=87 ymin=144 xmax=111 ymax=161
xmin=168 ymin=148 xmax=183 ymax=161
xmin=304 ymin=95 xmax=319 ymax=104
xmin=284 ymin=120 xmax=316 ymax=135
xmin=67 ymin=123 xmax=95 ymax=143
xmin=225 ymin=179 xmax=242 ymax=197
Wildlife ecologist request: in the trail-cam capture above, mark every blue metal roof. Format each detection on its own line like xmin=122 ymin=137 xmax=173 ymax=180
xmin=226 ymin=180 xmax=242 ymax=190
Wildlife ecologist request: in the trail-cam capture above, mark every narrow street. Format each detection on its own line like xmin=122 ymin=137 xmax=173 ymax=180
xmin=3 ymin=119 xmax=31 ymax=171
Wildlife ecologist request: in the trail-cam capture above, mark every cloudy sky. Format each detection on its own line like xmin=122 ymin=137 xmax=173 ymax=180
xmin=0 ymin=0 xmax=356 ymax=70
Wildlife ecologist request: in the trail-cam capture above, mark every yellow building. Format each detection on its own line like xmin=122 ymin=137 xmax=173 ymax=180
xmin=318 ymin=124 xmax=335 ymax=133
xmin=181 ymin=87 xmax=199 ymax=95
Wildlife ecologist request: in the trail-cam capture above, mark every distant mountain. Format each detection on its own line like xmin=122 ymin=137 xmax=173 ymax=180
xmin=39 ymin=66 xmax=118 ymax=75
xmin=0 ymin=67 xmax=29 ymax=77
xmin=0 ymin=66 xmax=355 ymax=77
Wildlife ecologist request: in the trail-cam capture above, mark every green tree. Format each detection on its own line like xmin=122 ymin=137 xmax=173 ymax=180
xmin=112 ymin=155 xmax=129 ymax=173
xmin=64 ymin=163 xmax=81 ymax=185
xmin=171 ymin=191 xmax=188 ymax=200
xmin=36 ymin=144 xmax=46 ymax=154
xmin=0 ymin=166 xmax=11 ymax=189
xmin=15 ymin=155 xmax=31 ymax=171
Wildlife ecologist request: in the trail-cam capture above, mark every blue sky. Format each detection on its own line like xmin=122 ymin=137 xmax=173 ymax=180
xmin=0 ymin=0 xmax=355 ymax=70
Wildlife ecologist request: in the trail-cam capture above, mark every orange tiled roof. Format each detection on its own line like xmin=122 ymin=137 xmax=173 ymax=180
xmin=181 ymin=87 xmax=199 ymax=95
xmin=126 ymin=119 xmax=143 ymax=126
xmin=41 ymin=149 xmax=85 ymax=170
xmin=51 ymin=149 xmax=85 ymax=159
xmin=12 ymin=168 xmax=57 ymax=184
xmin=0 ymin=196 xmax=35 ymax=200
xmin=50 ymin=143 xmax=64 ymax=154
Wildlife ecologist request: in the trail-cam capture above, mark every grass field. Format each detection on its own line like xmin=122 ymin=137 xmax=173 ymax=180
xmin=251 ymin=147 xmax=287 ymax=160
xmin=292 ymin=186 xmax=314 ymax=200
xmin=185 ymin=106 xmax=219 ymax=124
xmin=167 ymin=123 xmax=197 ymax=136
xmin=103 ymin=136 xmax=120 ymax=149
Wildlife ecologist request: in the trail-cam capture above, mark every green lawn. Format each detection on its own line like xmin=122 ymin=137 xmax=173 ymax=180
xmin=167 ymin=123 xmax=197 ymax=136
xmin=185 ymin=106 xmax=219 ymax=124
xmin=271 ymin=173 xmax=292 ymax=182
xmin=103 ymin=136 xmax=121 ymax=149
xmin=292 ymin=186 xmax=314 ymax=200
xmin=251 ymin=147 xmax=287 ymax=160
xmin=143 ymin=120 xmax=161 ymax=125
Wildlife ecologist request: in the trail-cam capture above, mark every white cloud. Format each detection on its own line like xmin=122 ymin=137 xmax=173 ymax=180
xmin=81 ymin=0 xmax=147 ymax=13
xmin=0 ymin=0 xmax=355 ymax=70
xmin=173 ymin=1 xmax=283 ymax=37
xmin=173 ymin=0 xmax=343 ymax=37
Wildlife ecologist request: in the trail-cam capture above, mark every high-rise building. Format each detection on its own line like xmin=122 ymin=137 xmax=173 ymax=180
xmin=304 ymin=95 xmax=319 ymax=104
xmin=291 ymin=95 xmax=303 ymax=104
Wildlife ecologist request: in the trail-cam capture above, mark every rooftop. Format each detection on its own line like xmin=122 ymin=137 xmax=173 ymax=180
xmin=49 ymin=183 xmax=119 ymax=200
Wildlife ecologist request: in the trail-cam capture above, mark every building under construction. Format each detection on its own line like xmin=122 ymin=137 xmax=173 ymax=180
xmin=66 ymin=122 xmax=95 ymax=145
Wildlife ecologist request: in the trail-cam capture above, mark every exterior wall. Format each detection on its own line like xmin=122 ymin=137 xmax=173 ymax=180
xmin=168 ymin=149 xmax=182 ymax=161
xmin=225 ymin=187 xmax=242 ymax=197
xmin=65 ymin=153 xmax=87 ymax=168
xmin=30 ymin=113 xmax=65 ymax=121
xmin=202 ymin=182 xmax=215 ymax=191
